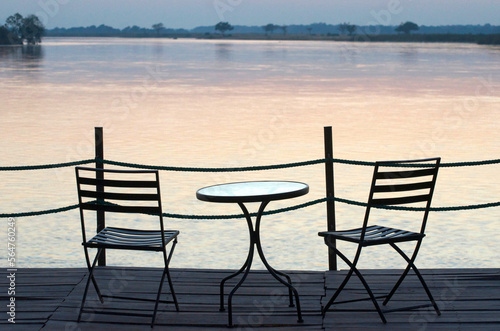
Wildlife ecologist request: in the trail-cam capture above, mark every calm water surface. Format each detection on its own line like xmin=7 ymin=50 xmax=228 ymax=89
xmin=0 ymin=37 xmax=499 ymax=270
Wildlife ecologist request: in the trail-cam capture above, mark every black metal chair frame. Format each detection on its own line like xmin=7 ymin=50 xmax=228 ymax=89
xmin=319 ymin=157 xmax=442 ymax=323
xmin=75 ymin=167 xmax=179 ymax=327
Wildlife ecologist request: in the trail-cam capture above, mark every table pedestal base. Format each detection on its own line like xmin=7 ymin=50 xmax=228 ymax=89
xmin=219 ymin=201 xmax=303 ymax=327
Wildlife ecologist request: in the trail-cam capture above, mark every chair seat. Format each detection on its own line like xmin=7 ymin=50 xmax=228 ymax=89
xmin=319 ymin=225 xmax=424 ymax=246
xmin=84 ymin=227 xmax=179 ymax=251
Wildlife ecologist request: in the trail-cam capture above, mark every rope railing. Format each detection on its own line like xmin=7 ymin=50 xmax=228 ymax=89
xmin=332 ymin=158 xmax=500 ymax=168
xmin=99 ymin=157 xmax=500 ymax=169
xmin=0 ymin=159 xmax=95 ymax=171
xmin=1 ymin=157 xmax=500 ymax=219
xmin=0 ymin=204 xmax=80 ymax=218
xmin=333 ymin=197 xmax=500 ymax=211
xmin=98 ymin=158 xmax=327 ymax=172
xmin=0 ymin=198 xmax=328 ymax=219
xmin=2 ymin=157 xmax=500 ymax=172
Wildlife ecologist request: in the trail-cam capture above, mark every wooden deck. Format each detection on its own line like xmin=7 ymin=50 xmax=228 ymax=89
xmin=1 ymin=267 xmax=500 ymax=330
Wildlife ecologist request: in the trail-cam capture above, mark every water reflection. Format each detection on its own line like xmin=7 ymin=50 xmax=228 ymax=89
xmin=0 ymin=46 xmax=20 ymax=60
xmin=336 ymin=42 xmax=358 ymax=64
xmin=2 ymin=38 xmax=500 ymax=270
xmin=0 ymin=45 xmax=44 ymax=82
xmin=398 ymin=45 xmax=418 ymax=64
xmin=215 ymin=43 xmax=233 ymax=61
xmin=152 ymin=41 xmax=164 ymax=57
xmin=262 ymin=43 xmax=288 ymax=60
xmin=0 ymin=44 xmax=44 ymax=62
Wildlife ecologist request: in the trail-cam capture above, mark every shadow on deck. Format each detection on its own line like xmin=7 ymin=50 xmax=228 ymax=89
xmin=1 ymin=267 xmax=500 ymax=330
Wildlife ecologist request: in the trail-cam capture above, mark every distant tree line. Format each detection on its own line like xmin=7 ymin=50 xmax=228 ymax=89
xmin=47 ymin=24 xmax=190 ymax=37
xmin=1 ymin=13 xmax=45 ymax=45
xmin=203 ymin=21 xmax=500 ymax=38
xmin=359 ymin=33 xmax=500 ymax=44
xmin=214 ymin=21 xmax=416 ymax=37
xmin=34 ymin=20 xmax=500 ymax=45
xmin=210 ymin=21 xmax=499 ymax=44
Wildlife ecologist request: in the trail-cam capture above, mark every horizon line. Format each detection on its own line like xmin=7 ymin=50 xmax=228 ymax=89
xmin=47 ymin=21 xmax=500 ymax=30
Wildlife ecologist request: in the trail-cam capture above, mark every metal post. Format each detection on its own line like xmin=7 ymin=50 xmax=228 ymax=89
xmin=324 ymin=126 xmax=337 ymax=271
xmin=95 ymin=127 xmax=106 ymax=266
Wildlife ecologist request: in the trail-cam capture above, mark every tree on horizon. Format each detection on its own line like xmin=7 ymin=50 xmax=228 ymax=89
xmin=280 ymin=25 xmax=287 ymax=36
xmin=263 ymin=24 xmax=278 ymax=36
xmin=338 ymin=22 xmax=357 ymax=36
xmin=152 ymin=23 xmax=164 ymax=36
xmin=215 ymin=22 xmax=233 ymax=37
xmin=396 ymin=21 xmax=419 ymax=34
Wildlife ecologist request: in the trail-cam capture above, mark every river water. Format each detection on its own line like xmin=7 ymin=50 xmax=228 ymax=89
xmin=0 ymin=37 xmax=499 ymax=270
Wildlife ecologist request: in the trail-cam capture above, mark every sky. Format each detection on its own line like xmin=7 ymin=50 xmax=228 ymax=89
xmin=2 ymin=0 xmax=500 ymax=30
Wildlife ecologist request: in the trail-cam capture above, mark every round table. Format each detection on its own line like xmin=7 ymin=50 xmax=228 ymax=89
xmin=196 ymin=180 xmax=309 ymax=327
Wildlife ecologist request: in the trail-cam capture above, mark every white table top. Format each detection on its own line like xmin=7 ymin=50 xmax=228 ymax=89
xmin=196 ymin=181 xmax=309 ymax=203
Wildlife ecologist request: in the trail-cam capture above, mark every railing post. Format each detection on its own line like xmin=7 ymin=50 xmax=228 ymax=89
xmin=95 ymin=127 xmax=106 ymax=266
xmin=324 ymin=126 xmax=337 ymax=271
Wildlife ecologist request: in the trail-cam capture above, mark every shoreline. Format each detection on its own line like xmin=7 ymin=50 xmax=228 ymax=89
xmin=39 ymin=33 xmax=500 ymax=45
xmin=2 ymin=32 xmax=500 ymax=46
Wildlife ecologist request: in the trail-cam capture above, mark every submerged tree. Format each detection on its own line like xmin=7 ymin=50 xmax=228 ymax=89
xmin=395 ymin=21 xmax=419 ymax=35
xmin=4 ymin=13 xmax=45 ymax=45
xmin=0 ymin=26 xmax=16 ymax=45
xmin=5 ymin=13 xmax=23 ymax=39
xmin=21 ymin=15 xmax=45 ymax=44
xmin=215 ymin=22 xmax=233 ymax=37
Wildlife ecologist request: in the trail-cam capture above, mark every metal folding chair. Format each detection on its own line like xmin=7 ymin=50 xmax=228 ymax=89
xmin=75 ymin=167 xmax=179 ymax=327
xmin=319 ymin=158 xmax=441 ymax=322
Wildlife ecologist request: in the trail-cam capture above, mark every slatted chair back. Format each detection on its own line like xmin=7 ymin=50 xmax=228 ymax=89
xmin=362 ymin=157 xmax=440 ymax=238
xmin=75 ymin=167 xmax=166 ymax=246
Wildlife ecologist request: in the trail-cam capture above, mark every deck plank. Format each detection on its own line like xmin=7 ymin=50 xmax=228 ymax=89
xmin=1 ymin=267 xmax=500 ymax=330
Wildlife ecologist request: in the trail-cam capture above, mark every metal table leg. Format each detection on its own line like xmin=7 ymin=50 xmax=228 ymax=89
xmin=221 ymin=200 xmax=303 ymax=327
xmin=254 ymin=201 xmax=303 ymax=323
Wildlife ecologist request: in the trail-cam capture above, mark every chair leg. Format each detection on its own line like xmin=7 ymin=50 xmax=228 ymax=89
xmin=322 ymin=268 xmax=355 ymax=316
xmin=83 ymin=246 xmax=103 ymax=302
xmin=151 ymin=267 xmax=167 ymax=328
xmin=78 ymin=248 xmax=104 ymax=322
xmin=322 ymin=239 xmax=387 ymax=323
xmin=151 ymin=241 xmax=179 ymax=328
xmin=165 ymin=265 xmax=179 ymax=311
xmin=349 ymin=263 xmax=387 ymax=323
xmin=166 ymin=240 xmax=179 ymax=312
xmin=385 ymin=243 xmax=441 ymax=316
